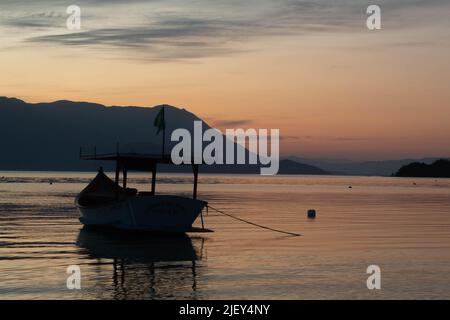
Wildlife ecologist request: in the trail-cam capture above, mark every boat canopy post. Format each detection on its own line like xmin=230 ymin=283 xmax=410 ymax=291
xmin=193 ymin=164 xmax=199 ymax=200
xmin=122 ymin=166 xmax=128 ymax=189
xmin=115 ymin=160 xmax=120 ymax=190
xmin=151 ymin=162 xmax=157 ymax=195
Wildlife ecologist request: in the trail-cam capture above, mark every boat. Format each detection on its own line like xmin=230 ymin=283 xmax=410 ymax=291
xmin=76 ymin=152 xmax=210 ymax=233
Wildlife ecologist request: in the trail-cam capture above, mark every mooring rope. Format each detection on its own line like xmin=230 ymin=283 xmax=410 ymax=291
xmin=207 ymin=205 xmax=301 ymax=237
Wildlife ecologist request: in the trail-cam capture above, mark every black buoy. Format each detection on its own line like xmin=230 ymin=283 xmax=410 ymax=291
xmin=307 ymin=209 xmax=316 ymax=219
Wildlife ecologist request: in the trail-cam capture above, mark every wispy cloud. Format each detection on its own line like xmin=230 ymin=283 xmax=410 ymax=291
xmin=211 ymin=119 xmax=255 ymax=127
xmin=334 ymin=136 xmax=380 ymax=141
xmin=280 ymin=135 xmax=313 ymax=141
xmin=1 ymin=11 xmax=65 ymax=29
xmin=1 ymin=0 xmax=449 ymax=60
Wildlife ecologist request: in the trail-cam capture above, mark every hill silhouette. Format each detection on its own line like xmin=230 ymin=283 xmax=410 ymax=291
xmin=395 ymin=159 xmax=450 ymax=178
xmin=287 ymin=156 xmax=444 ymax=176
xmin=0 ymin=96 xmax=328 ymax=175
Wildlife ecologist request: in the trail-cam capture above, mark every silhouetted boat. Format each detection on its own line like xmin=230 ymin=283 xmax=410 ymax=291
xmin=76 ymin=153 xmax=210 ymax=233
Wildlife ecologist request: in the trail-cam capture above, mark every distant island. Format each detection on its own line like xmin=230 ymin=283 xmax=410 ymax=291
xmin=288 ymin=156 xmax=444 ymax=176
xmin=395 ymin=159 xmax=450 ymax=178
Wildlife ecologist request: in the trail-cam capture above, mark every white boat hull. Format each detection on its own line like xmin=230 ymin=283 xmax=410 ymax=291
xmin=77 ymin=194 xmax=207 ymax=232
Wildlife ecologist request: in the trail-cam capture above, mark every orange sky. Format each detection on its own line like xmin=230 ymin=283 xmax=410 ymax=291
xmin=1 ymin=0 xmax=450 ymax=160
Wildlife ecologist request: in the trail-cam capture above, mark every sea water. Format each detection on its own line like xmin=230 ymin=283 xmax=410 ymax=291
xmin=0 ymin=172 xmax=449 ymax=299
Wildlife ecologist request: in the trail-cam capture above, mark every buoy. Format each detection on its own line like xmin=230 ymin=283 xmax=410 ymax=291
xmin=307 ymin=209 xmax=316 ymax=219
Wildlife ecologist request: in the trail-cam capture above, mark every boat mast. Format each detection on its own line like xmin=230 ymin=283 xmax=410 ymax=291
xmin=122 ymin=166 xmax=127 ymax=189
xmin=115 ymin=160 xmax=120 ymax=191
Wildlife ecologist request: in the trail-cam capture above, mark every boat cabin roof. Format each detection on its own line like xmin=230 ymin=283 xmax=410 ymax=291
xmin=82 ymin=153 xmax=172 ymax=171
xmin=80 ymin=152 xmax=203 ymax=171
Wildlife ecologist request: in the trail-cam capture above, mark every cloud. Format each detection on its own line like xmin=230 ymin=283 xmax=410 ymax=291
xmin=22 ymin=15 xmax=266 ymax=59
xmin=280 ymin=135 xmax=313 ymax=141
xmin=254 ymin=135 xmax=313 ymax=142
xmin=210 ymin=119 xmax=255 ymax=127
xmin=334 ymin=137 xmax=379 ymax=141
xmin=19 ymin=1 xmax=361 ymax=59
xmin=2 ymin=0 xmax=450 ymax=60
xmin=0 ymin=10 xmax=65 ymax=28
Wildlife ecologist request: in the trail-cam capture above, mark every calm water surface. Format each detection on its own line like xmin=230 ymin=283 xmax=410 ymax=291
xmin=0 ymin=171 xmax=450 ymax=299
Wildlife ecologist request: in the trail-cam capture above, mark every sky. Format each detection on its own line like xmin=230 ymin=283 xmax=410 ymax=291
xmin=1 ymin=0 xmax=449 ymax=160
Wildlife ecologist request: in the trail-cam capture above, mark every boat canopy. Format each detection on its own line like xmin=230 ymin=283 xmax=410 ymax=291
xmin=77 ymin=168 xmax=128 ymax=207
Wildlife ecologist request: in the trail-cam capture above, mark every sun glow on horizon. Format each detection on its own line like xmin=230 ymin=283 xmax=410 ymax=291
xmin=1 ymin=0 xmax=450 ymax=160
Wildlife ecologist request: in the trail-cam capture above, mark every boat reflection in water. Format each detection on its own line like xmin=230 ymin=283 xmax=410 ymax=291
xmin=76 ymin=227 xmax=206 ymax=299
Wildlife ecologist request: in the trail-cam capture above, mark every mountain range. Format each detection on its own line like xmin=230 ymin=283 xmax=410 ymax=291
xmin=0 ymin=96 xmax=328 ymax=175
xmin=2 ymin=96 xmax=445 ymax=176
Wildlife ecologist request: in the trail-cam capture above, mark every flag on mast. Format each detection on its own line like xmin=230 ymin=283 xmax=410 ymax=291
xmin=154 ymin=106 xmax=166 ymax=156
xmin=154 ymin=107 xmax=165 ymax=134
